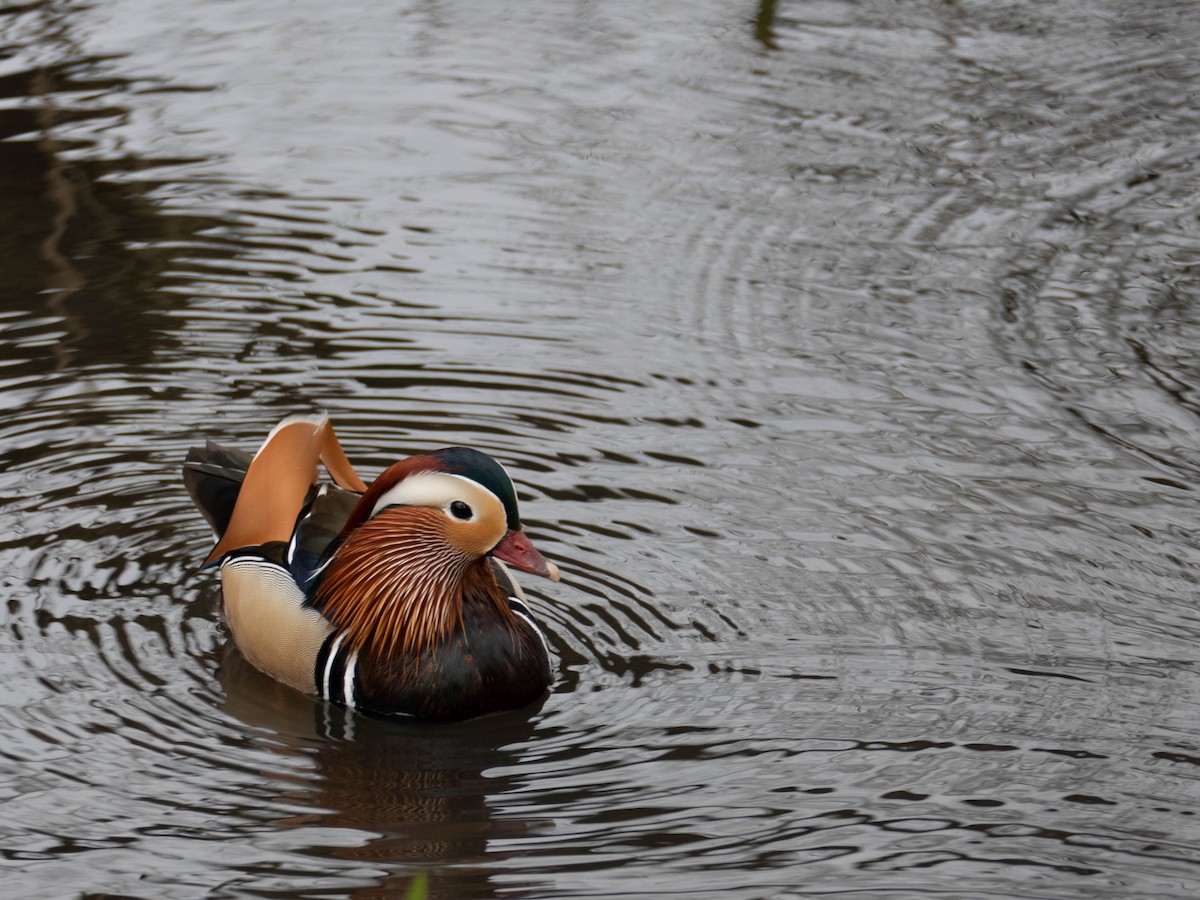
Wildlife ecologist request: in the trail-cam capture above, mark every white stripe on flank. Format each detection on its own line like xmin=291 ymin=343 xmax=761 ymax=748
xmin=343 ymin=649 xmax=359 ymax=710
xmin=323 ymin=632 xmax=347 ymax=698
xmin=305 ymin=555 xmax=334 ymax=586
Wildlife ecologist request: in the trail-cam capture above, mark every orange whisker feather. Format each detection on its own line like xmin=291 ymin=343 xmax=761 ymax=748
xmin=315 ymin=507 xmax=493 ymax=661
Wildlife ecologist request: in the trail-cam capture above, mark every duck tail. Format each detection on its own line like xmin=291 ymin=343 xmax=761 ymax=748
xmin=183 ymin=440 xmax=253 ymax=539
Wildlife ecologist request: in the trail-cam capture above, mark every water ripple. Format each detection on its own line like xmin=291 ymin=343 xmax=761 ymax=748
xmin=999 ymin=147 xmax=1200 ymax=476
xmin=2 ymin=0 xmax=1200 ymax=898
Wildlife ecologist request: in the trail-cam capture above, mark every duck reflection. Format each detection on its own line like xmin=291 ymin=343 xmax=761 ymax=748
xmin=218 ymin=648 xmax=547 ymax=900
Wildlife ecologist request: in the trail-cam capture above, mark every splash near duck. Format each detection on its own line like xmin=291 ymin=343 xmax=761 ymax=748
xmin=183 ymin=414 xmax=558 ymax=721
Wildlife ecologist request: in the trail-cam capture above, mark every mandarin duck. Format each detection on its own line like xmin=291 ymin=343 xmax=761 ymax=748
xmin=183 ymin=414 xmax=558 ymax=721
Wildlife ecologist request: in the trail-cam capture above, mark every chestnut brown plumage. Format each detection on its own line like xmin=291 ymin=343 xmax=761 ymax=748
xmin=315 ymin=506 xmax=510 ymax=659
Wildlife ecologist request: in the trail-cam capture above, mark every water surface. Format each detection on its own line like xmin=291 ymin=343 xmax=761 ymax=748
xmin=2 ymin=0 xmax=1200 ymax=897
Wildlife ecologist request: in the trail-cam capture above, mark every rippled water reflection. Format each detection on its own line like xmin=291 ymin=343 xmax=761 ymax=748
xmin=3 ymin=0 xmax=1200 ymax=897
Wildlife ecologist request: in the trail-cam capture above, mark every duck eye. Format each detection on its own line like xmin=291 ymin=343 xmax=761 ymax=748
xmin=449 ymin=500 xmax=473 ymax=520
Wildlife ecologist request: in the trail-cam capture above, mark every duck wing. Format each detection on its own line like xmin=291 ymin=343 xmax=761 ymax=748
xmin=183 ymin=414 xmax=368 ymax=566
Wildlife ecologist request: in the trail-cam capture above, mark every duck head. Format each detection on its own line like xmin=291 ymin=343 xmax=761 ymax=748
xmin=313 ymin=447 xmax=558 ymax=658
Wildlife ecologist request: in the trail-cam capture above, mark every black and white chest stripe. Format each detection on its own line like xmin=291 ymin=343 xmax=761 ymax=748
xmin=507 ymin=595 xmax=550 ymax=659
xmin=490 ymin=559 xmax=550 ymax=657
xmin=312 ymin=595 xmax=548 ymax=711
xmin=314 ymin=631 xmax=360 ymax=709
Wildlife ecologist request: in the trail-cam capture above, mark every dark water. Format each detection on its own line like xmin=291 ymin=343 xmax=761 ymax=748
xmin=2 ymin=0 xmax=1200 ymax=896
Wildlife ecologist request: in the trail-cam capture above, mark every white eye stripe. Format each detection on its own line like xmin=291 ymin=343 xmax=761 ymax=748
xmin=369 ymin=472 xmax=489 ymax=518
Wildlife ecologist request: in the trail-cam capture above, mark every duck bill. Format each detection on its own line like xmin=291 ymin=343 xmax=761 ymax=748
xmin=493 ymin=530 xmax=561 ymax=582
